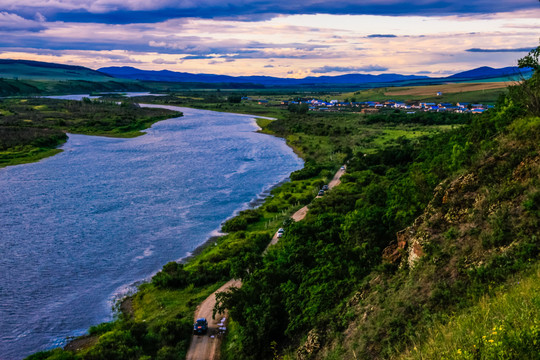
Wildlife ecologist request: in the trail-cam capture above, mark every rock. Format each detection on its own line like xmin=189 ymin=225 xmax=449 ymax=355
xmin=297 ymin=329 xmax=322 ymax=360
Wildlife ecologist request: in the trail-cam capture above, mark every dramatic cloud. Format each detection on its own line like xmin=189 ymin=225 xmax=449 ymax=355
xmin=0 ymin=12 xmax=45 ymax=31
xmin=312 ymin=65 xmax=389 ymax=73
xmin=0 ymin=2 xmax=537 ymax=77
xmin=0 ymin=0 xmax=537 ymax=24
xmin=466 ymin=47 xmax=536 ymax=53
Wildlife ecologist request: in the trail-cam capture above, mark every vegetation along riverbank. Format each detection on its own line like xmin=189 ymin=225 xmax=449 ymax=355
xmin=0 ymin=98 xmax=182 ymax=168
xmin=25 ymin=47 xmax=540 ymax=360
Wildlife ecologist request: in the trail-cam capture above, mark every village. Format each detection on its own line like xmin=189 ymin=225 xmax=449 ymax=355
xmin=244 ymin=93 xmax=493 ymax=114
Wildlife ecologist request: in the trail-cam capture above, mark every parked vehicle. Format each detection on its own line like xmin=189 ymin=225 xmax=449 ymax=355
xmin=318 ymin=190 xmax=325 ymax=196
xmin=193 ymin=318 xmax=208 ymax=335
xmin=278 ymin=228 xmax=284 ymax=234
xmin=322 ymin=185 xmax=329 ymax=191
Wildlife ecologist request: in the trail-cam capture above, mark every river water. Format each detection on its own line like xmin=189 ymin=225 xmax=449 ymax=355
xmin=0 ymin=105 xmax=303 ymax=359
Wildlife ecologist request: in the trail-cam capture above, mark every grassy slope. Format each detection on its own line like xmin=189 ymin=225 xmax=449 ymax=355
xmin=313 ymin=116 xmax=540 ymax=358
xmin=399 ymin=264 xmax=540 ymax=359
xmin=0 ymin=62 xmax=112 ymax=81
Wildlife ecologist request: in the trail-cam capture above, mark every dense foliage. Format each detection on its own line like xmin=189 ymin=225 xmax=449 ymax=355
xmin=215 ymin=62 xmax=540 ymax=359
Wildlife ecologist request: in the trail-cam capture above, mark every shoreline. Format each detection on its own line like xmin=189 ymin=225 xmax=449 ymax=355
xmin=59 ymin=107 xmax=303 ymax=354
xmin=179 ymin=175 xmax=293 ymax=265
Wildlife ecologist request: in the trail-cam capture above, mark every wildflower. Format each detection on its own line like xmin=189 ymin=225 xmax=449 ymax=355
xmin=488 ymin=339 xmax=494 ymax=343
xmin=492 ymin=331 xmax=497 ymax=335
xmin=414 ymin=346 xmax=417 ymax=351
xmin=457 ymin=349 xmax=462 ymax=355
xmin=482 ymin=336 xmax=486 ymax=339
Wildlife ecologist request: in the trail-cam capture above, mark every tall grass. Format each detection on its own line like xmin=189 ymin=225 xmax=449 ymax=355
xmin=399 ymin=265 xmax=540 ymax=359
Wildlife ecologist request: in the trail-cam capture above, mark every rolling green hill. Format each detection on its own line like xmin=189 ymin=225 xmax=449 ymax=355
xmin=0 ymin=59 xmax=112 ymax=81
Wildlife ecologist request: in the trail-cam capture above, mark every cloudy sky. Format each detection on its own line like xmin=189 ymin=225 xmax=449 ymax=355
xmin=0 ymin=0 xmax=538 ymax=77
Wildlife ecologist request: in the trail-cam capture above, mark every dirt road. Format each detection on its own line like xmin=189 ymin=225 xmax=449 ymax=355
xmin=185 ymin=166 xmax=345 ymax=359
xmin=186 ymin=280 xmax=241 ymax=360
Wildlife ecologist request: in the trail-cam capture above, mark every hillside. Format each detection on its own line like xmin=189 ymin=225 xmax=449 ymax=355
xmin=448 ymin=66 xmax=533 ymax=81
xmin=0 ymin=59 xmax=113 ymax=81
xmin=213 ymin=57 xmax=540 ymax=359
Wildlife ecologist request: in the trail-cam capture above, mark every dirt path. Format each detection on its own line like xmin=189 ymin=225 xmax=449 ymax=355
xmin=186 ymin=279 xmax=241 ymax=360
xmin=185 ymin=165 xmax=346 ymax=360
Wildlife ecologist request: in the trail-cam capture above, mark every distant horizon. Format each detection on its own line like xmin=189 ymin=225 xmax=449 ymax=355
xmin=0 ymin=1 xmax=538 ymax=77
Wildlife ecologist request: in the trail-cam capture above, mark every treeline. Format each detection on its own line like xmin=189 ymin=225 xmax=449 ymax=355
xmin=214 ymin=64 xmax=539 ymax=358
xmin=365 ymin=109 xmax=472 ymax=125
xmin=0 ymin=127 xmax=66 ymax=151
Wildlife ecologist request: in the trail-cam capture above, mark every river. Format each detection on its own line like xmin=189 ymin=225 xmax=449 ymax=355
xmin=0 ymin=104 xmax=303 ymax=359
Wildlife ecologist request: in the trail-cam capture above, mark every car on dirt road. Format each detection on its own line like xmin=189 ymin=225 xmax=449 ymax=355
xmin=193 ymin=318 xmax=208 ymax=335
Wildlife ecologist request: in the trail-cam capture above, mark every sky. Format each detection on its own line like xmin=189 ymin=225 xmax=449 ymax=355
xmin=0 ymin=0 xmax=538 ymax=77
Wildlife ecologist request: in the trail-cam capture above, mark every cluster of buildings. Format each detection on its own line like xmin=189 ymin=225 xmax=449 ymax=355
xmin=278 ymin=99 xmax=493 ymax=114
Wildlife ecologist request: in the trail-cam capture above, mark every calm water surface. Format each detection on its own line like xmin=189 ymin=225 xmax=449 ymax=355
xmin=0 ymin=105 xmax=302 ymax=359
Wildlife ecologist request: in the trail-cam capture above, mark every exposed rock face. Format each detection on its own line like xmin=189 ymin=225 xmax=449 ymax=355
xmin=297 ymin=329 xmax=322 ymax=360
xmin=383 ymin=173 xmax=481 ymax=268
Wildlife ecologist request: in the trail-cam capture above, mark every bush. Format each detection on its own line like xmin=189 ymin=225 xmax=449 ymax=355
xmin=151 ymin=262 xmax=189 ymax=289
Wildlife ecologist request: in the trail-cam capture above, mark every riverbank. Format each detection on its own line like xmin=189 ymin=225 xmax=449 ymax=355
xmin=9 ymin=104 xmax=305 ymax=360
xmin=0 ymin=97 xmax=182 ymax=168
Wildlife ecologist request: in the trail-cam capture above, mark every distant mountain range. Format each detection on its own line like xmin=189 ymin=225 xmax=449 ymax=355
xmin=98 ymin=65 xmax=531 ymax=86
xmin=447 ymin=66 xmax=532 ymax=80
xmin=96 ymin=67 xmax=431 ymax=85
xmin=0 ymin=59 xmax=532 ymax=87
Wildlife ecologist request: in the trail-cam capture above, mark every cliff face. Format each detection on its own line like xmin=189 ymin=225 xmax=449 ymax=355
xmin=306 ymin=116 xmax=540 ymax=360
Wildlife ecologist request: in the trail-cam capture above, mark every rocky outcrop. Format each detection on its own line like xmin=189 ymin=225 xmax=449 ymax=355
xmin=383 ymin=173 xmax=482 ymax=268
xmin=297 ymin=329 xmax=323 ymax=360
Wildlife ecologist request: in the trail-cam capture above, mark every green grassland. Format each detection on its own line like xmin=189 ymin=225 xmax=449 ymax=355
xmin=0 ymin=62 xmax=113 ymax=81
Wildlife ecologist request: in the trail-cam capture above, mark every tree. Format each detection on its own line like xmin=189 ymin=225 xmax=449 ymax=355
xmin=518 ymin=43 xmax=540 ymax=71
xmin=515 ymin=42 xmax=540 ymax=115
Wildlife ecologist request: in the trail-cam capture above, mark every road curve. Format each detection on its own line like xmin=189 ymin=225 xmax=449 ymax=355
xmin=185 ymin=165 xmax=346 ymax=359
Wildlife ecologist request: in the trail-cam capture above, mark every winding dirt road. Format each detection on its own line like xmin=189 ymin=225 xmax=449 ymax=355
xmin=185 ymin=165 xmax=346 ymax=360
